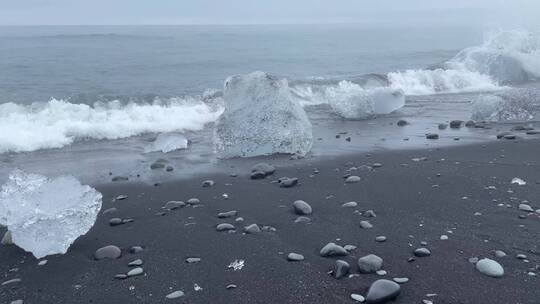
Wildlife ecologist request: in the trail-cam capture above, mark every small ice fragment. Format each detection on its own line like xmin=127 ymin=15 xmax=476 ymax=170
xmin=325 ymin=81 xmax=405 ymax=119
xmin=0 ymin=170 xmax=102 ymax=258
xmin=145 ymin=133 xmax=189 ymax=153
xmin=228 ymin=259 xmax=245 ymax=271
xmin=194 ymin=283 xmax=203 ymax=291
xmin=511 ymin=177 xmax=526 ymax=185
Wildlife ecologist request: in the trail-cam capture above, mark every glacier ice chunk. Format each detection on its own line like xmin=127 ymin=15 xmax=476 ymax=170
xmin=0 ymin=170 xmax=102 ymax=258
xmin=471 ymin=89 xmax=539 ymax=122
xmin=326 ymin=81 xmax=405 ymax=119
xmin=145 ymin=133 xmax=189 ymax=153
xmin=214 ymin=71 xmax=313 ymax=158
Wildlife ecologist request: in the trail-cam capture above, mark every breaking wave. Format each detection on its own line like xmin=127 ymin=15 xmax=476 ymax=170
xmin=0 ymin=98 xmax=223 ymax=153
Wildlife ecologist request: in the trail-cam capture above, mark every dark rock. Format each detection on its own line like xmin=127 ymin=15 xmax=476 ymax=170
xmin=94 ymin=245 xmax=122 ymax=260
xmin=109 ymin=218 xmax=123 ymax=226
xmin=111 ymin=176 xmax=129 ymax=182
xmin=334 ymin=260 xmax=350 ymax=279
xmin=414 ymin=247 xmax=431 ymax=257
xmin=320 ymin=243 xmax=348 ymax=257
xmin=426 ymin=133 xmax=439 ymax=139
xmin=397 ymin=120 xmax=409 ymax=127
xmin=293 ymin=200 xmax=312 ymax=215
xmin=450 ymin=120 xmax=463 ymax=128
xmin=358 ymin=254 xmax=383 ymax=273
xmin=278 ymin=177 xmax=299 ymax=188
xmin=366 ymin=279 xmax=401 ymax=303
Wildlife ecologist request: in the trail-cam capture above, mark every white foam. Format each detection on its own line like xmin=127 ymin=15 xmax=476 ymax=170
xmin=387 ymin=69 xmax=501 ymax=95
xmin=0 ymin=98 xmax=223 ymax=153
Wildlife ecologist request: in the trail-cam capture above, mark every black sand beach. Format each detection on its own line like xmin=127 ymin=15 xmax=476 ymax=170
xmin=1 ymin=138 xmax=540 ymax=304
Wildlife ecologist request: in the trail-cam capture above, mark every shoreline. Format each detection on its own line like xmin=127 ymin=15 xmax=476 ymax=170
xmin=1 ymin=138 xmax=539 ymax=303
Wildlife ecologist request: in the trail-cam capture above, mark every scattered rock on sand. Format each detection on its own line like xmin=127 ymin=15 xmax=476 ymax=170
xmin=342 ymin=201 xmax=358 ymax=208
xmin=164 ymin=201 xmax=186 ymax=210
xmin=476 ymin=258 xmax=504 ymax=278
xmin=186 ymin=257 xmax=201 ymax=264
xmin=519 ymin=203 xmax=534 ymax=212
xmin=165 ymin=290 xmax=185 ymax=299
xmin=129 ymin=246 xmax=144 ymax=254
xmin=279 ymin=177 xmax=299 ymax=188
xmin=346 ymin=176 xmax=361 ymax=183
xmin=294 ymin=216 xmax=311 ymax=224
xmin=351 ymin=293 xmax=366 ymax=302
xmin=438 ymin=123 xmax=448 ymax=130
xmin=375 ymin=236 xmax=387 ymax=242
xmin=414 ymin=248 xmax=431 ymax=257
xmin=202 ymin=180 xmax=215 ymax=187
xmin=360 ymin=221 xmax=373 ymax=229
xmin=293 ymin=200 xmax=313 ymax=215
xmin=216 ymin=223 xmax=235 ymax=232
xmin=320 ymin=243 xmax=348 ymax=257
xmin=127 ymin=267 xmax=144 ymax=277
xmin=494 ymin=250 xmax=507 ymax=258
xmin=393 ymin=277 xmax=409 ymax=284
xmin=366 ymin=279 xmax=401 ymax=303
xmin=243 ymin=224 xmax=261 ymax=234
xmin=358 ymin=254 xmax=383 ymax=274
xmin=218 ymin=210 xmax=238 ymax=218
xmin=128 ymin=259 xmax=143 ymax=266
xmin=109 ymin=218 xmax=123 ymax=226
xmin=426 ymin=133 xmax=439 ymax=140
xmin=334 ymin=260 xmax=350 ymax=279
xmin=287 ymin=253 xmax=304 ymax=261
xmin=449 ymin=120 xmax=463 ymax=129
xmin=397 ymin=120 xmax=409 ymax=127
xmin=250 ymin=163 xmax=276 ymax=179
xmin=94 ymin=245 xmax=122 ymax=260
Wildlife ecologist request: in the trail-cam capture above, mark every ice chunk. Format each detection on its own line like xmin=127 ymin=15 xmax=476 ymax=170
xmin=325 ymin=81 xmax=405 ymax=119
xmin=145 ymin=133 xmax=189 ymax=153
xmin=214 ymin=71 xmax=313 ymax=158
xmin=471 ymin=89 xmax=539 ymax=122
xmin=0 ymin=170 xmax=102 ymax=258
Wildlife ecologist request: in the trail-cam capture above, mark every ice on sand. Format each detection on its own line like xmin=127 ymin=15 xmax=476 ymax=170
xmin=214 ymin=71 xmax=313 ymax=158
xmin=0 ymin=170 xmax=102 ymax=258
xmin=471 ymin=88 xmax=539 ymax=122
xmin=326 ymin=81 xmax=405 ymax=119
xmin=145 ymin=133 xmax=189 ymax=153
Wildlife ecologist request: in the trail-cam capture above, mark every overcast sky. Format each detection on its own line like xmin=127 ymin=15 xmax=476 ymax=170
xmin=1 ymin=0 xmax=539 ymax=28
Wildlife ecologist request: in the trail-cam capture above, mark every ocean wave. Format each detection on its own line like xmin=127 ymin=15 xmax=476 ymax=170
xmin=386 ymin=30 xmax=539 ymax=95
xmin=0 ymin=98 xmax=223 ymax=153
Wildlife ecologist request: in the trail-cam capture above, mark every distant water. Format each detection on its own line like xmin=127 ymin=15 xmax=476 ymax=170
xmin=0 ymin=25 xmax=539 ymax=183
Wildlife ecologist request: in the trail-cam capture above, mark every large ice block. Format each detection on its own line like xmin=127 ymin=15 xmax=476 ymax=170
xmin=214 ymin=71 xmax=313 ymax=158
xmin=0 ymin=170 xmax=102 ymax=258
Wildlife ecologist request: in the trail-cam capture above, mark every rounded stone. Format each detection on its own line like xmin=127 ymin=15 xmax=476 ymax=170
xmin=334 ymin=260 xmax=350 ymax=279
xmin=216 ymin=223 xmax=235 ymax=231
xmin=293 ymin=200 xmax=313 ymax=215
xmin=346 ymin=176 xmax=361 ymax=183
xmin=127 ymin=267 xmax=144 ymax=277
xmin=342 ymin=202 xmax=358 ymax=208
xmin=414 ymin=247 xmax=431 ymax=257
xmin=165 ymin=290 xmax=185 ymax=299
xmin=366 ymin=279 xmax=401 ymax=303
xmin=375 ymin=236 xmax=387 ymax=242
xmin=243 ymin=224 xmax=261 ymax=234
xmin=164 ymin=201 xmax=185 ymax=210
xmin=476 ymin=258 xmax=504 ymax=278
xmin=320 ymin=242 xmax=348 ymax=257
xmin=94 ymin=245 xmax=122 ymax=260
xmin=358 ymin=254 xmax=383 ymax=274
xmin=360 ymin=221 xmax=373 ymax=229
xmin=109 ymin=218 xmax=123 ymax=226
xmin=287 ymin=253 xmax=305 ymax=261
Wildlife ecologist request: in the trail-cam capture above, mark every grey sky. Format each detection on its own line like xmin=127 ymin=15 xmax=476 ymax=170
xmin=1 ymin=0 xmax=539 ymax=27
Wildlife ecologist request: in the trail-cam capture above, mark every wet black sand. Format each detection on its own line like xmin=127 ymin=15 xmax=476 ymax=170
xmin=1 ymin=139 xmax=540 ymax=304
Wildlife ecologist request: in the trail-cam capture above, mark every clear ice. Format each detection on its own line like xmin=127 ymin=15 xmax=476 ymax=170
xmin=471 ymin=88 xmax=539 ymax=122
xmin=0 ymin=170 xmax=102 ymax=258
xmin=326 ymin=81 xmax=405 ymax=119
xmin=214 ymin=71 xmax=313 ymax=158
xmin=145 ymin=133 xmax=189 ymax=153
